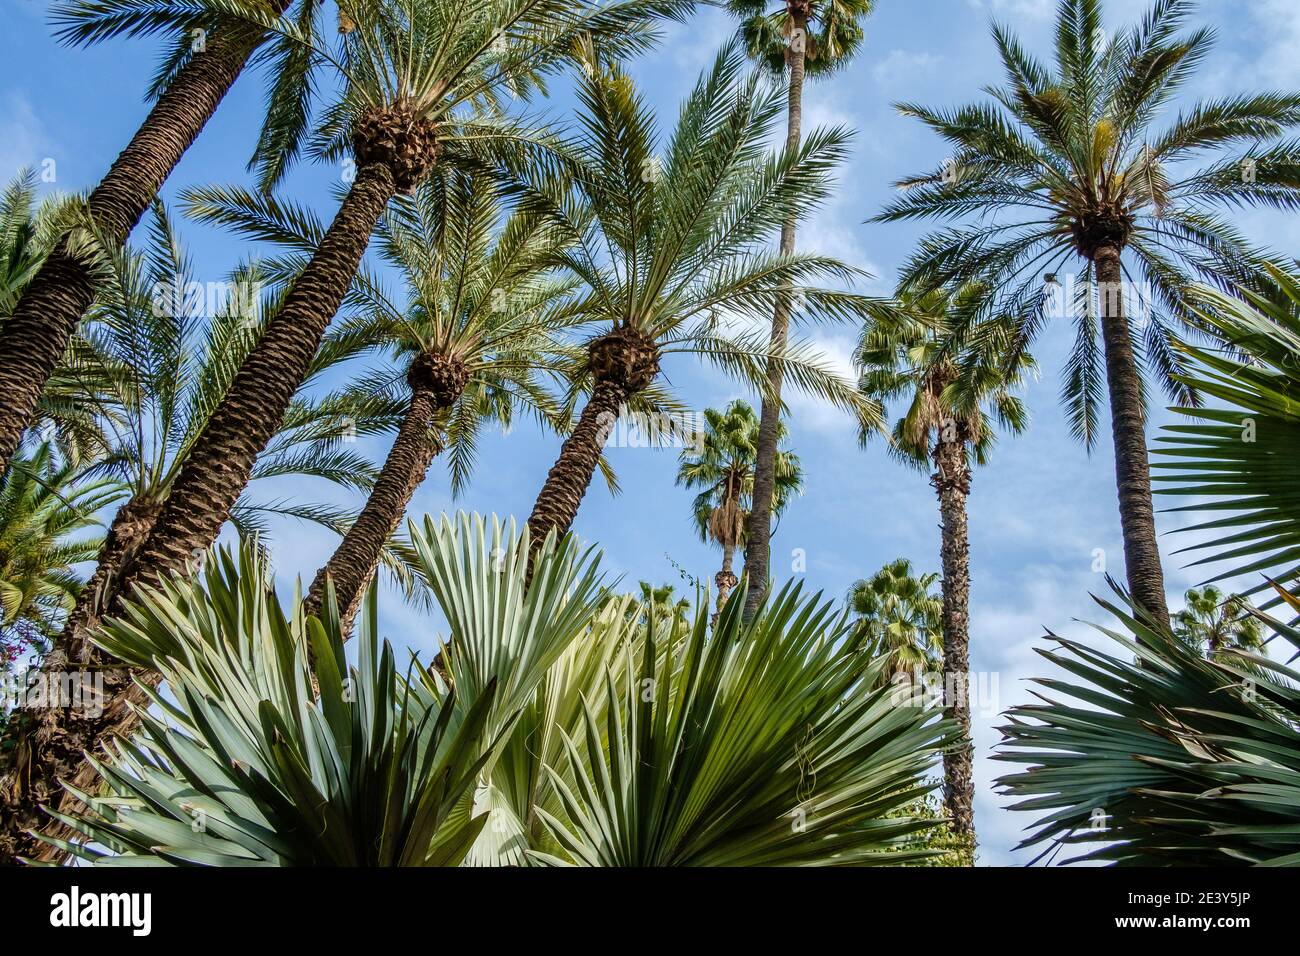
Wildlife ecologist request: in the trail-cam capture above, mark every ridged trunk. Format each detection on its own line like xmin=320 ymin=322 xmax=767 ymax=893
xmin=0 ymin=160 xmax=401 ymax=864
xmin=526 ymin=380 xmax=625 ymax=549
xmin=0 ymin=14 xmax=285 ymax=477
xmin=933 ymin=437 xmax=976 ymax=852
xmin=0 ymin=496 xmax=161 ymax=864
xmin=1094 ymin=248 xmax=1170 ymax=631
xmin=303 ymin=358 xmax=458 ymax=635
xmin=742 ymin=15 xmax=806 ymax=622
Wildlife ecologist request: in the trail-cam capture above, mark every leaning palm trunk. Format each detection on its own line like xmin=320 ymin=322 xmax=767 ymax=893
xmin=0 ymin=15 xmax=285 ymax=477
xmin=0 ymin=497 xmax=161 ymax=864
xmin=527 ymin=327 xmax=659 ymax=548
xmin=303 ymin=353 xmax=465 ymax=634
xmin=1 ymin=112 xmax=433 ymax=864
xmin=933 ymin=435 xmax=975 ymax=850
xmin=742 ymin=17 xmax=806 ymax=622
xmin=1094 ymin=247 xmax=1169 ymax=630
xmin=715 ymin=543 xmax=737 ymax=612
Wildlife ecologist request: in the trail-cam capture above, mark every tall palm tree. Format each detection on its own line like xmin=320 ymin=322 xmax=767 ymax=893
xmin=676 ymin=400 xmax=802 ymax=614
xmin=112 ymin=0 xmax=686 ymax=610
xmin=0 ymin=205 xmax=400 ymax=864
xmin=856 ymin=283 xmax=1031 ymax=845
xmin=726 ymin=0 xmax=877 ymax=622
xmin=197 ymin=170 xmax=584 ymax=633
xmin=0 ymin=445 xmax=123 ymax=668
xmin=520 ymin=41 xmax=875 ymax=549
xmin=1173 ymin=585 xmax=1263 ymax=662
xmin=874 ymin=0 xmax=1300 ymax=630
xmin=0 ymin=0 xmax=318 ymax=476
xmin=846 ymin=558 xmax=943 ymax=683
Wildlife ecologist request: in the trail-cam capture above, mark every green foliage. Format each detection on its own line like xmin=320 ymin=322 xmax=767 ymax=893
xmin=726 ymin=0 xmax=876 ymax=78
xmin=41 ymin=543 xmax=501 ymax=866
xmin=510 ymin=39 xmax=880 ymax=424
xmin=1173 ymin=585 xmax=1264 ymax=662
xmin=0 ymin=445 xmax=123 ymax=666
xmin=1152 ymin=267 xmax=1300 ymax=593
xmin=846 ymin=558 xmax=943 ymax=681
xmin=677 ymin=400 xmax=802 ymax=547
xmin=856 ymin=282 xmax=1032 ymax=467
xmin=878 ymin=0 xmax=1300 ymax=448
xmin=996 ymin=585 xmax=1300 ymax=866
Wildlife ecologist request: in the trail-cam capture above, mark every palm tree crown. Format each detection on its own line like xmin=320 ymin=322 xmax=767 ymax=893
xmin=727 ymin=0 xmax=874 ymax=77
xmin=847 ymin=558 xmax=944 ymax=680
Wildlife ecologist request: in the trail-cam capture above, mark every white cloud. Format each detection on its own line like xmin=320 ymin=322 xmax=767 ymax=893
xmin=872 ymin=49 xmax=943 ymax=87
xmin=0 ymin=92 xmax=53 ymax=182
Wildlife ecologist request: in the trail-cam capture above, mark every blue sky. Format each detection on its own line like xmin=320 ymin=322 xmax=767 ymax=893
xmin=4 ymin=0 xmax=1298 ymax=865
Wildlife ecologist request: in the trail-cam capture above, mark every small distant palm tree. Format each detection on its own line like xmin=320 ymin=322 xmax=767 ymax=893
xmin=677 ymin=400 xmax=802 ymax=615
xmin=846 ymin=558 xmax=943 ymax=682
xmin=856 ymin=282 xmax=1030 ymax=842
xmin=520 ymin=41 xmax=874 ymax=548
xmin=725 ymin=0 xmax=879 ymax=622
xmin=876 ymin=0 xmax=1300 ymax=630
xmin=1173 ymin=586 xmax=1263 ymax=663
xmin=0 ymin=445 xmax=123 ymax=668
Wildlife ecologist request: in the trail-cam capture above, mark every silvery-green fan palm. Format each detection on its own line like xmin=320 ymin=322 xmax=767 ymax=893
xmin=40 ymin=545 xmax=502 ymax=866
xmin=409 ymin=513 xmax=953 ymax=866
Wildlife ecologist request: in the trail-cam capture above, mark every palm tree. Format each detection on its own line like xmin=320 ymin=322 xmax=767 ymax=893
xmin=51 ymin=514 xmax=954 ymax=866
xmin=0 ymin=0 xmax=318 ymax=476
xmin=0 ymin=445 xmax=123 ymax=668
xmin=520 ymin=41 xmax=875 ymax=549
xmin=1173 ymin=586 xmax=1263 ymax=662
xmin=111 ymin=0 xmax=686 ymax=614
xmin=856 ymin=283 xmax=1030 ymax=843
xmin=199 ymin=169 xmax=584 ymax=633
xmin=846 ymin=558 xmax=943 ymax=682
xmin=874 ymin=0 xmax=1300 ymax=630
xmin=0 ymin=205 xmax=404 ymax=864
xmin=997 ymin=269 xmax=1300 ymax=866
xmin=676 ymin=400 xmax=802 ymax=614
xmin=726 ymin=0 xmax=877 ymax=623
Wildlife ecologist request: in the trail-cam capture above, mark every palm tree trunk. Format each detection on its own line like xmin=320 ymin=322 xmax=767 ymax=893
xmin=303 ymin=379 xmax=445 ymax=635
xmin=1095 ymin=247 xmax=1170 ymax=631
xmin=0 ymin=497 xmax=160 ymax=864
xmin=0 ymin=159 xmax=401 ymax=865
xmin=933 ymin=437 xmax=975 ymax=851
xmin=715 ymin=544 xmax=737 ymax=611
xmin=526 ymin=380 xmax=623 ymax=548
xmin=0 ymin=15 xmax=285 ymax=477
xmin=742 ymin=16 xmax=806 ymax=622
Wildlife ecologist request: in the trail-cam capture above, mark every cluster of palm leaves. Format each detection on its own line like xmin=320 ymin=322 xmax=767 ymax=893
xmin=48 ymin=514 xmax=953 ymax=867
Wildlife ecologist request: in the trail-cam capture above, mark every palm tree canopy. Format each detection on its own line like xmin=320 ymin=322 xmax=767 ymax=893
xmin=510 ymin=39 xmax=880 ymax=422
xmin=1172 ymin=585 xmax=1263 ymax=660
xmin=0 ymin=445 xmax=124 ymax=661
xmin=846 ymin=557 xmax=944 ymax=677
xmin=677 ymin=399 xmax=802 ymax=547
xmin=876 ymin=0 xmax=1300 ymax=447
xmin=857 ymin=282 xmax=1033 ymax=468
xmin=726 ymin=0 xmax=875 ymax=78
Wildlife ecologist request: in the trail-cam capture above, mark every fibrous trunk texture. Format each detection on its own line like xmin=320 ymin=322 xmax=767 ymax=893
xmin=742 ymin=18 xmax=806 ymax=622
xmin=526 ymin=327 xmax=659 ymax=549
xmin=1 ymin=113 xmax=435 ymax=860
xmin=0 ymin=14 xmax=285 ymax=477
xmin=0 ymin=496 xmax=161 ymax=864
xmin=933 ymin=437 xmax=975 ymax=852
xmin=304 ymin=353 xmax=466 ymax=635
xmin=1094 ymin=247 xmax=1170 ymax=631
